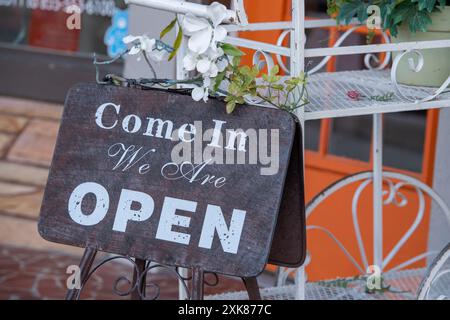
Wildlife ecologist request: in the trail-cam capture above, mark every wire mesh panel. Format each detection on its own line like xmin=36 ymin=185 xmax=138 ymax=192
xmin=425 ymin=257 xmax=450 ymax=299
xmin=304 ymin=70 xmax=450 ymax=120
xmin=419 ymin=245 xmax=450 ymax=300
xmin=206 ymin=268 xmax=426 ymax=300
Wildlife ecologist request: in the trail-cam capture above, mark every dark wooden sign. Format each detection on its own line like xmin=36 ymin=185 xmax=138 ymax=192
xmin=39 ymin=83 xmax=305 ymax=278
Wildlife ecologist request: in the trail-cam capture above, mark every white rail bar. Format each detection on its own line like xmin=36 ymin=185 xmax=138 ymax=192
xmin=224 ymin=18 xmax=362 ymax=32
xmin=125 ymin=0 xmax=237 ymax=23
xmin=305 ymin=39 xmax=450 ymax=57
xmin=224 ymin=22 xmax=293 ymax=32
xmin=305 ymin=18 xmax=362 ymax=29
xmin=224 ymin=36 xmax=291 ymax=56
xmin=226 ymin=37 xmax=450 ymax=61
xmin=304 ymin=99 xmax=450 ymax=121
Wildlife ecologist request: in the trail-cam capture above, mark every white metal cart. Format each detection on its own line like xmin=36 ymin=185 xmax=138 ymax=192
xmin=126 ymin=0 xmax=450 ymax=299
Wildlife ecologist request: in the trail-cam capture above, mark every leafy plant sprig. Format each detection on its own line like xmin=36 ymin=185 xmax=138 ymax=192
xmin=212 ymin=52 xmax=309 ymax=114
xmin=328 ymin=0 xmax=449 ymax=37
xmin=259 ymin=66 xmax=309 ymax=113
xmin=121 ymin=6 xmax=309 ymax=115
xmin=159 ymin=17 xmax=183 ymax=61
xmin=316 ymin=274 xmax=410 ymax=295
xmin=347 ymin=90 xmax=394 ymax=101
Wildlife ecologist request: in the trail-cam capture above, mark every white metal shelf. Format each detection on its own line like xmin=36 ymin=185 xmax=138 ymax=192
xmin=207 ymin=268 xmax=426 ymax=300
xmin=304 ymin=70 xmax=450 ymax=121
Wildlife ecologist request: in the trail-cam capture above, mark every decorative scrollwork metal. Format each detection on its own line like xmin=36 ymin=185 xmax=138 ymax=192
xmin=76 ymin=255 xmax=140 ymax=299
xmin=276 ymin=30 xmax=291 ymax=74
xmin=391 ymin=50 xmax=450 ymax=103
xmin=241 ymin=50 xmax=275 ymax=106
xmin=363 ymin=31 xmax=391 ymax=71
xmin=232 ymin=0 xmax=249 ymax=26
xmin=272 ymin=171 xmax=450 ymax=299
xmin=417 ymin=243 xmax=450 ymax=300
xmin=302 ymin=171 xmax=450 ymax=275
xmin=138 ymin=263 xmax=191 ymax=300
xmin=73 ymin=256 xmax=221 ymax=300
xmin=275 ymin=26 xmax=391 ymax=76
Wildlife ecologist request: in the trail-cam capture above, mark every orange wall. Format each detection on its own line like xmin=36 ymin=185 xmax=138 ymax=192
xmin=239 ymin=0 xmax=290 ymax=70
xmin=304 ymin=160 xmax=431 ymax=281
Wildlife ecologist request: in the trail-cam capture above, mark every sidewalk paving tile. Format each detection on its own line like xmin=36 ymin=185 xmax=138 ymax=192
xmin=7 ymin=119 xmax=59 ymax=167
xmin=0 ymin=161 xmax=49 ymax=186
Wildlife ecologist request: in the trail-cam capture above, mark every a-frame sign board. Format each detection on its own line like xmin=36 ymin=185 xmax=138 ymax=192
xmin=38 ymin=83 xmax=306 ymax=299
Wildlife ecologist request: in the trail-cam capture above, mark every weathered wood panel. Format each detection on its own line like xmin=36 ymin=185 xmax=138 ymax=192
xmin=39 ymin=83 xmax=302 ymax=277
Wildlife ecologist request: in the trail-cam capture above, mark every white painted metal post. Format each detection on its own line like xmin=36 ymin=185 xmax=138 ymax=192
xmin=176 ymin=37 xmax=189 ymax=89
xmin=175 ymin=7 xmax=190 ymax=300
xmin=373 ymin=114 xmax=383 ymax=271
xmin=290 ymin=0 xmax=305 ymax=76
xmin=294 ymin=266 xmax=306 ymax=300
xmin=292 ymin=0 xmax=307 ymax=300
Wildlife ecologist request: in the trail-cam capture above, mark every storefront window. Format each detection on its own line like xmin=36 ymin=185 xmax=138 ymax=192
xmin=327 ymin=112 xmax=426 ymax=173
xmin=0 ymin=0 xmax=125 ymax=102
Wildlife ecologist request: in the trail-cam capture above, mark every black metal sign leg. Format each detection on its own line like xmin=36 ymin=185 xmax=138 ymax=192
xmin=191 ymin=267 xmax=204 ymax=300
xmin=131 ymin=258 xmax=147 ymax=300
xmin=66 ymin=247 xmax=98 ymax=300
xmin=242 ymin=277 xmax=262 ymax=300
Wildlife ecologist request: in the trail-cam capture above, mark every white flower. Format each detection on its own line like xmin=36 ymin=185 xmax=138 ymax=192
xmin=183 ymin=52 xmax=198 ymax=72
xmin=207 ymin=2 xmax=229 ymax=26
xmin=147 ymin=47 xmax=168 ymax=62
xmin=181 ymin=2 xmax=228 ymax=55
xmin=123 ymin=35 xmax=168 ymax=62
xmin=216 ymin=56 xmax=229 ymax=72
xmin=183 ymin=47 xmax=228 ymax=78
xmin=192 ymin=77 xmax=212 ymax=102
xmin=123 ymin=35 xmax=153 ymax=54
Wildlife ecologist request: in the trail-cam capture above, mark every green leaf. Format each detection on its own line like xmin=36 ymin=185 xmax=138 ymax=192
xmin=226 ymin=101 xmax=236 ymax=114
xmin=228 ymin=82 xmax=240 ymax=95
xmin=271 ymin=84 xmax=284 ymax=90
xmin=356 ymin=1 xmax=368 ymax=22
xmin=418 ymin=0 xmax=438 ymax=12
xmin=391 ymin=2 xmax=415 ymax=25
xmin=337 ymin=0 xmax=365 ymax=24
xmin=168 ymin=27 xmax=183 ymax=61
xmin=220 ymin=43 xmax=244 ymax=57
xmin=270 ymin=65 xmax=279 ymax=77
xmin=160 ymin=18 xmax=177 ymax=39
xmin=239 ymin=65 xmax=252 ymax=76
xmin=232 ymin=56 xmax=241 ymax=67
xmin=326 ymin=0 xmax=339 ymax=16
xmin=285 ymin=78 xmax=298 ymax=85
xmin=366 ymin=30 xmax=376 ymax=44
xmin=380 ymin=2 xmax=397 ymax=31
xmin=251 ymin=65 xmax=260 ymax=77
xmin=268 ymin=74 xmax=280 ymax=83
xmin=213 ymin=71 xmax=226 ymax=92
xmin=408 ymin=10 xmax=432 ymax=33
xmin=389 ymin=24 xmax=399 ymax=37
